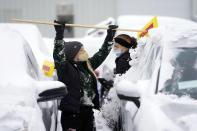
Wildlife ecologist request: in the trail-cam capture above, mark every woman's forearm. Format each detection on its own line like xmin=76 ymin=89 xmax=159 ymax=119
xmin=53 ymin=39 xmax=67 ymax=68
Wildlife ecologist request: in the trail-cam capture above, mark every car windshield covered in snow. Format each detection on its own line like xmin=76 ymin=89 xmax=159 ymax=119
xmin=161 ymin=47 xmax=197 ymax=99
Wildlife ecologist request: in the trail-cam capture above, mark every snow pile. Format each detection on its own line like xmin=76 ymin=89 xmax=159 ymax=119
xmin=100 ymin=88 xmax=121 ymax=129
xmin=129 ymin=37 xmax=146 ymax=67
xmin=116 ymin=79 xmax=147 ymax=97
xmin=94 ymin=110 xmax=111 ymax=131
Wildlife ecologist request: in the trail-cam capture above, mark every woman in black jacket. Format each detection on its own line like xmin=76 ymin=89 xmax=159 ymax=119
xmin=113 ymin=34 xmax=138 ymax=75
xmin=53 ymin=20 xmax=118 ymax=131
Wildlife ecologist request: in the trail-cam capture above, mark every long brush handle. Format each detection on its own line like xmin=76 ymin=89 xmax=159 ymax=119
xmin=12 ymin=18 xmax=145 ymax=32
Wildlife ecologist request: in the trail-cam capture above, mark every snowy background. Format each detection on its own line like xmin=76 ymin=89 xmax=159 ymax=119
xmin=0 ymin=15 xmax=197 ymax=131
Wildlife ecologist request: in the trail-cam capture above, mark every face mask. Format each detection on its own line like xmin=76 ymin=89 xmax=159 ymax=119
xmin=77 ymin=52 xmax=89 ymax=61
xmin=113 ymin=49 xmax=123 ymax=57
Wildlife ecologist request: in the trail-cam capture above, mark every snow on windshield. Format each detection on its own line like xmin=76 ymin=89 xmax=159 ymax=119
xmin=160 ymin=48 xmax=197 ymax=98
xmin=114 ymin=24 xmax=197 ymax=99
xmin=121 ymin=28 xmax=164 ymax=82
xmin=158 ymin=27 xmax=197 ymax=98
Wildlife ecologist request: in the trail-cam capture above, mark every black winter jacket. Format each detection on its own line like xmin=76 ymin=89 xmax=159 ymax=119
xmin=114 ymin=51 xmax=131 ymax=75
xmin=53 ymin=38 xmax=113 ymax=113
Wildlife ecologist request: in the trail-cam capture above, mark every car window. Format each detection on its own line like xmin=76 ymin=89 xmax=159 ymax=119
xmin=24 ymin=44 xmax=39 ymax=80
xmin=160 ymin=48 xmax=197 ymax=98
xmin=136 ymin=41 xmax=162 ymax=80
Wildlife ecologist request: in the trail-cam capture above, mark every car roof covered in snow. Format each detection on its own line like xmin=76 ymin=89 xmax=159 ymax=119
xmin=117 ymin=15 xmax=197 ymax=37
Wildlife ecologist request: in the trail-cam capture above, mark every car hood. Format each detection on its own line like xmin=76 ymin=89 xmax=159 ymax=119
xmin=134 ymin=93 xmax=197 ymax=131
xmin=157 ymin=94 xmax=197 ymax=131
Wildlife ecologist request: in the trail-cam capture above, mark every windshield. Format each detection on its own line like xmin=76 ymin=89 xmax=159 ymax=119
xmin=160 ymin=47 xmax=197 ymax=99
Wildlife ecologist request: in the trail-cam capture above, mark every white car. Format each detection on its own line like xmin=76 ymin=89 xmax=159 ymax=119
xmin=115 ymin=17 xmax=197 ymax=131
xmin=0 ymin=24 xmax=67 ymax=131
xmin=0 ymin=18 xmax=116 ymax=131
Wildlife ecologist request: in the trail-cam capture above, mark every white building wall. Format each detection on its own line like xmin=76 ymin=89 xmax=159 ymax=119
xmin=0 ymin=0 xmax=196 ymax=37
xmin=116 ymin=0 xmax=192 ymax=19
xmin=58 ymin=0 xmax=194 ymax=37
xmin=59 ymin=0 xmax=115 ymax=37
xmin=192 ymin=0 xmax=197 ymax=21
xmin=0 ymin=0 xmax=56 ymax=37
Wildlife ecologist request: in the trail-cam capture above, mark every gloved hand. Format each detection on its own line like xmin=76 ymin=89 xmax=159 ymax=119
xmin=105 ymin=25 xmax=118 ymax=42
xmin=98 ymin=78 xmax=114 ymax=90
xmin=54 ymin=20 xmax=66 ymax=40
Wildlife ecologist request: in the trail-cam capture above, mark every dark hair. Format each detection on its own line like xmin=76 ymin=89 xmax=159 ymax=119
xmin=115 ymin=34 xmax=137 ymax=49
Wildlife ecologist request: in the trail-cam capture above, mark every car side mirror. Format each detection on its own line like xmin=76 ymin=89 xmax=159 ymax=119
xmin=116 ymin=80 xmax=149 ymax=107
xmin=116 ymin=80 xmax=141 ymax=97
xmin=35 ymin=81 xmax=68 ymax=102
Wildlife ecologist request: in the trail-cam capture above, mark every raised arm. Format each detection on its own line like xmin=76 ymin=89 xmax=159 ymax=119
xmin=89 ymin=25 xmax=118 ymax=70
xmin=53 ymin=21 xmax=68 ymax=78
xmin=53 ymin=39 xmax=66 ymax=69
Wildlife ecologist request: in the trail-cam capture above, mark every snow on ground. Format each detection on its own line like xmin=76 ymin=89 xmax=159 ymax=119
xmin=94 ymin=109 xmax=112 ymax=131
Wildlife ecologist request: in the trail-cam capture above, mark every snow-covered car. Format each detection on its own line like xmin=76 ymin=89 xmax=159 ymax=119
xmin=3 ymin=15 xmax=196 ymax=131
xmin=115 ymin=18 xmax=197 ymax=131
xmin=0 ymin=24 xmax=67 ymax=131
xmin=42 ymin=16 xmax=197 ymax=131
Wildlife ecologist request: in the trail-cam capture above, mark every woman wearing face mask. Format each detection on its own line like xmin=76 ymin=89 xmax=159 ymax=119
xmin=113 ymin=34 xmax=138 ymax=75
xmin=53 ymin=20 xmax=118 ymax=131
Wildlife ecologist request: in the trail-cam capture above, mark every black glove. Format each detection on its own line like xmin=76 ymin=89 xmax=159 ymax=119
xmin=98 ymin=78 xmax=114 ymax=90
xmin=115 ymin=52 xmax=131 ymax=75
xmin=54 ymin=20 xmax=66 ymax=40
xmin=105 ymin=25 xmax=118 ymax=42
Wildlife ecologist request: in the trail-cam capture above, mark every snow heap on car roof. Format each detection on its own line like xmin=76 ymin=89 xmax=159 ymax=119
xmin=117 ymin=15 xmax=197 ymax=37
